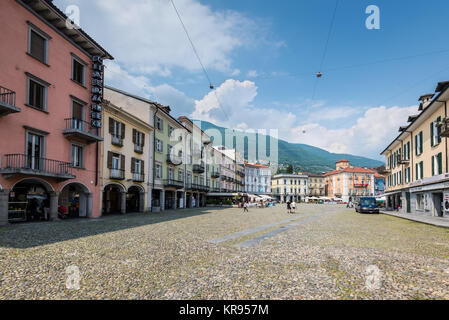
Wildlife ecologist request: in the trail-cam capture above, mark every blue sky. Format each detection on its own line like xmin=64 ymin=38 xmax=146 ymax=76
xmin=54 ymin=0 xmax=449 ymax=160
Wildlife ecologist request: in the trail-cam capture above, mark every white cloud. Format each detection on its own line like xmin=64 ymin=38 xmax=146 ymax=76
xmin=55 ymin=0 xmax=258 ymax=76
xmin=247 ymin=70 xmax=259 ymax=78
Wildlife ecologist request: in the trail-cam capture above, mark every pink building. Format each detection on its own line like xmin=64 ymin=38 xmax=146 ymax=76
xmin=0 ymin=0 xmax=113 ymax=225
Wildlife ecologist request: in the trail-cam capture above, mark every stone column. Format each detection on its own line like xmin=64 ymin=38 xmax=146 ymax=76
xmin=147 ymin=187 xmax=152 ymax=212
xmin=86 ymin=192 xmax=93 ymax=218
xmin=49 ymin=191 xmax=60 ymax=221
xmin=139 ymin=192 xmax=145 ymax=213
xmin=182 ymin=192 xmax=187 ymax=209
xmin=174 ymin=192 xmax=178 ymax=210
xmin=161 ymin=190 xmax=165 ymax=211
xmin=196 ymin=192 xmax=200 ymax=208
xmin=120 ymin=191 xmax=126 ymax=214
xmin=0 ymin=189 xmax=10 ymax=226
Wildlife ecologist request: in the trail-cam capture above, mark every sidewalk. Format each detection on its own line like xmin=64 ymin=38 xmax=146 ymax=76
xmin=381 ymin=210 xmax=449 ymax=228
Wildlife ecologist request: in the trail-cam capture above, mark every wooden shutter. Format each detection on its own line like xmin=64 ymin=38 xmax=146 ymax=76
xmin=432 ymin=155 xmax=435 ymax=176
xmin=420 ymin=162 xmax=423 ymax=179
xmin=131 ymin=158 xmax=135 ymax=173
xmin=121 ymin=123 xmax=125 ymax=139
xmin=407 ymin=142 xmax=410 ymax=160
xmin=431 ymin=122 xmax=434 ymax=147
xmin=30 ymin=30 xmax=45 ymax=63
xmin=121 ymin=154 xmax=125 ymax=170
xmin=141 ymin=133 xmax=145 ymax=146
xmin=438 ymin=153 xmax=443 ymax=175
xmin=141 ymin=160 xmax=145 ymax=175
xmin=109 ymin=118 xmax=114 ymax=134
xmin=107 ymin=151 xmax=112 ymax=169
xmin=419 ymin=132 xmax=423 ymax=154
xmin=415 ymin=163 xmax=418 ymax=180
xmin=415 ymin=135 xmax=418 ymax=156
xmin=132 ymin=129 xmax=136 ymax=144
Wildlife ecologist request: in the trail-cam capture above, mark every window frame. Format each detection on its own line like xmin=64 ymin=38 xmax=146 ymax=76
xmin=27 ymin=23 xmax=51 ymax=65
xmin=70 ymin=143 xmax=84 ymax=169
xmin=71 ymin=54 xmax=87 ymax=86
xmin=26 ymin=74 xmax=49 ymax=112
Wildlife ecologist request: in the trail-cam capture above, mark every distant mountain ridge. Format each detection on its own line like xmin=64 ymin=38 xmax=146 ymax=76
xmin=196 ymin=120 xmax=384 ymax=174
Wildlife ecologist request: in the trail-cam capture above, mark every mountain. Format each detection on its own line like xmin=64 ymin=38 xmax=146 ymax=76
xmin=196 ymin=120 xmax=384 ymax=174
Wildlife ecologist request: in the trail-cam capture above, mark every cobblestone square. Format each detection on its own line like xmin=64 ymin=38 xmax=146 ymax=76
xmin=0 ymin=204 xmax=448 ymax=299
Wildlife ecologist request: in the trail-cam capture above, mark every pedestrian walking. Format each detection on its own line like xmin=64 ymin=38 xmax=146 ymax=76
xmin=291 ymin=200 xmax=296 ymax=213
xmin=243 ymin=202 xmax=249 ymax=213
xmin=286 ymin=200 xmax=291 ymax=214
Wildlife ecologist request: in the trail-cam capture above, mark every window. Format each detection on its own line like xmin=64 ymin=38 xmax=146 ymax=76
xmin=133 ymin=129 xmax=145 ymax=153
xmin=109 ymin=118 xmax=125 ymax=146
xmin=27 ymin=132 xmax=44 ymax=170
xmin=156 ymin=139 xmax=163 ymax=153
xmin=431 ymin=117 xmax=442 ymax=147
xmin=416 ymin=194 xmax=424 ymax=210
xmin=432 ymin=152 xmax=443 ymax=176
xmin=155 ymin=163 xmax=162 ymax=179
xmin=415 ymin=161 xmax=424 ymax=180
xmin=415 ymin=131 xmax=423 ymax=155
xmin=178 ymin=170 xmax=184 ymax=182
xmin=107 ymin=152 xmax=124 ymax=179
xmin=72 ymin=57 xmax=86 ymax=85
xmin=71 ymin=144 xmax=83 ymax=168
xmin=27 ymin=77 xmax=47 ymax=110
xmin=404 ymin=141 xmax=410 ymax=160
xmin=28 ymin=27 xmax=48 ymax=64
xmin=168 ymin=125 xmax=174 ymax=137
xmin=405 ymin=167 xmax=410 ymax=183
xmin=156 ymin=117 xmax=163 ymax=131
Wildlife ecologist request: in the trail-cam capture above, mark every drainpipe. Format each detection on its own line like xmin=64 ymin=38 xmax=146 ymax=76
xmin=151 ymin=107 xmax=159 ymax=212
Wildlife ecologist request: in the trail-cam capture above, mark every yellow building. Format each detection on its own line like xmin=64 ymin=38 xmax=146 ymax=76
xmin=304 ymin=173 xmax=325 ymax=196
xmin=381 ymin=81 xmax=449 ymax=217
xmin=101 ymin=101 xmax=153 ymax=215
xmin=271 ymin=174 xmax=308 ymax=202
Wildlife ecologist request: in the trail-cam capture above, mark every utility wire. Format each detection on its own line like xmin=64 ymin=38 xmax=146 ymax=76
xmin=313 ymin=0 xmax=339 ymax=100
xmin=169 ymin=0 xmax=229 ymax=121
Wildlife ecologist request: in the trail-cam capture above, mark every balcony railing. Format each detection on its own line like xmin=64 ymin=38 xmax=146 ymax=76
xmin=63 ymin=118 xmax=103 ymax=144
xmin=163 ymin=179 xmax=184 ymax=189
xmin=111 ymin=135 xmax=124 ymax=147
xmin=192 ymin=162 xmax=205 ymax=173
xmin=134 ymin=144 xmax=143 ymax=154
xmin=236 ymin=170 xmax=245 ymax=177
xmin=133 ymin=172 xmax=145 ymax=182
xmin=211 ymin=170 xmax=220 ymax=178
xmin=354 ymin=183 xmax=369 ymax=188
xmin=166 ymin=153 xmax=182 ymax=166
xmin=110 ymin=168 xmax=125 ymax=180
xmin=0 ymin=86 xmax=20 ymax=117
xmin=1 ymin=154 xmax=74 ymax=180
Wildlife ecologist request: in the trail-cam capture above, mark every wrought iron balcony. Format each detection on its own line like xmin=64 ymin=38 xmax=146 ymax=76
xmin=163 ymin=179 xmax=184 ymax=189
xmin=134 ymin=144 xmax=143 ymax=154
xmin=236 ymin=170 xmax=245 ymax=177
xmin=111 ymin=134 xmax=124 ymax=147
xmin=397 ymin=155 xmax=410 ymax=165
xmin=192 ymin=162 xmax=205 ymax=173
xmin=63 ymin=118 xmax=103 ymax=144
xmin=0 ymin=86 xmax=20 ymax=117
xmin=1 ymin=154 xmax=74 ymax=180
xmin=133 ymin=172 xmax=145 ymax=182
xmin=166 ymin=153 xmax=182 ymax=166
xmin=211 ymin=170 xmax=220 ymax=178
xmin=110 ymin=168 xmax=125 ymax=180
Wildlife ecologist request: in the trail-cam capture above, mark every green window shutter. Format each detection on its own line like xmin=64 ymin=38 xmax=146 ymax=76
xmin=432 ymin=156 xmax=435 ymax=176
xmin=420 ymin=132 xmax=423 ymax=154
xmin=420 ymin=162 xmax=423 ymax=179
xmin=415 ymin=135 xmax=418 ymax=155
xmin=407 ymin=142 xmax=410 ymax=159
xmin=438 ymin=153 xmax=443 ymax=174
xmin=431 ymin=122 xmax=434 ymax=147
xmin=415 ymin=163 xmax=418 ymax=180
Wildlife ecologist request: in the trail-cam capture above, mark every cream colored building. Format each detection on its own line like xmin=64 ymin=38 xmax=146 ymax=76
xmin=271 ymin=174 xmax=308 ymax=202
xmin=101 ymin=101 xmax=153 ymax=215
xmin=381 ymin=81 xmax=449 ymax=217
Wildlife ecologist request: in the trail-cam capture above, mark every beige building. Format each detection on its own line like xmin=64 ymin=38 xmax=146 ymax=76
xmin=304 ymin=173 xmax=325 ymax=196
xmin=271 ymin=174 xmax=308 ymax=202
xmin=381 ymin=81 xmax=449 ymax=217
xmin=101 ymin=101 xmax=153 ymax=215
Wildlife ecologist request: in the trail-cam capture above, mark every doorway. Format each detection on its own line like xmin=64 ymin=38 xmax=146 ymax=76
xmin=432 ymin=192 xmax=444 ymax=217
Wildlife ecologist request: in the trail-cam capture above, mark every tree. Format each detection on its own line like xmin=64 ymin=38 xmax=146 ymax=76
xmin=286 ymin=164 xmax=294 ymax=174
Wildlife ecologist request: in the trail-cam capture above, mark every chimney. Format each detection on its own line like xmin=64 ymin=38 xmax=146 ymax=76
xmin=418 ymin=94 xmax=434 ymax=111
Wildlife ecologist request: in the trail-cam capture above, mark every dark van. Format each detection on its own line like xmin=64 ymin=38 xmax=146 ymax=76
xmin=355 ymin=197 xmax=379 ymax=214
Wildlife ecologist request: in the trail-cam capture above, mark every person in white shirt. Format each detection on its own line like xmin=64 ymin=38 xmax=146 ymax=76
xmin=291 ymin=201 xmax=296 ymax=213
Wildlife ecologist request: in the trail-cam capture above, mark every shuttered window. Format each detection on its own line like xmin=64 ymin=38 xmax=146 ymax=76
xmin=28 ymin=78 xmax=46 ymax=110
xmin=72 ymin=58 xmax=85 ymax=85
xmin=29 ymin=29 xmax=47 ymax=63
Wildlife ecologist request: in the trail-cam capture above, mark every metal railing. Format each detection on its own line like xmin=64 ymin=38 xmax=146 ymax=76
xmin=64 ymin=118 xmax=99 ymax=136
xmin=192 ymin=162 xmax=205 ymax=173
xmin=111 ymin=135 xmax=123 ymax=147
xmin=110 ymin=168 xmax=125 ymax=180
xmin=163 ymin=179 xmax=184 ymax=188
xmin=133 ymin=172 xmax=145 ymax=182
xmin=2 ymin=154 xmax=73 ymax=176
xmin=166 ymin=153 xmax=182 ymax=166
xmin=0 ymin=86 xmax=16 ymax=107
xmin=134 ymin=144 xmax=144 ymax=154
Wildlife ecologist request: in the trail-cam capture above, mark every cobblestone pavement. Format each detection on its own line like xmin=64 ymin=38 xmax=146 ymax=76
xmin=0 ymin=204 xmax=448 ymax=300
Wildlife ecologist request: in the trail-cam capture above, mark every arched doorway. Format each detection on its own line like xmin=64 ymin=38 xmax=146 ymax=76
xmin=103 ymin=183 xmax=125 ymax=215
xmin=9 ymin=178 xmax=54 ymax=222
xmin=127 ymin=185 xmax=143 ymax=213
xmin=59 ymin=182 xmax=91 ymax=219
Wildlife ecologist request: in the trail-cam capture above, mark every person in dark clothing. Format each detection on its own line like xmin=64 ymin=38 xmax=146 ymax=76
xmin=243 ymin=202 xmax=249 ymax=213
xmin=29 ymin=198 xmax=39 ymax=221
xmin=286 ymin=200 xmax=291 ymax=214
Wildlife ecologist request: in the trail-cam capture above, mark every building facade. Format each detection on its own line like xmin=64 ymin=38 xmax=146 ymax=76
xmin=271 ymin=174 xmax=308 ymax=202
xmin=0 ymin=0 xmax=112 ymax=225
xmin=304 ymin=173 xmax=325 ymax=196
xmin=323 ymin=160 xmax=375 ymax=203
xmin=101 ymin=101 xmax=152 ymax=215
xmin=381 ymin=82 xmax=449 ymax=217
xmin=374 ymin=172 xmax=386 ymax=196
xmin=244 ymin=163 xmax=272 ymax=195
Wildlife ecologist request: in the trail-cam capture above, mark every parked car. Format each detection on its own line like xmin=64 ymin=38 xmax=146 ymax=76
xmin=355 ymin=197 xmax=379 ymax=214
